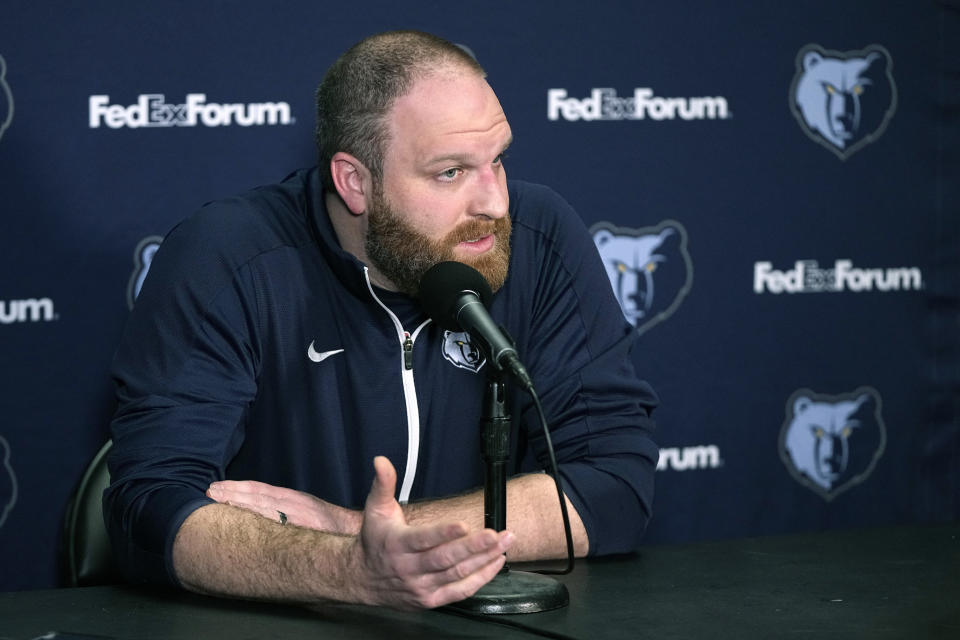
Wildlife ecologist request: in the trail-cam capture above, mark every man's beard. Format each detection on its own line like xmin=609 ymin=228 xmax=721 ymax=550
xmin=365 ymin=186 xmax=512 ymax=297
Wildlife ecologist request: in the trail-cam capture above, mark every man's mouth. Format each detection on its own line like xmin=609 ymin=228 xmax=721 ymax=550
xmin=456 ymin=234 xmax=495 ymax=253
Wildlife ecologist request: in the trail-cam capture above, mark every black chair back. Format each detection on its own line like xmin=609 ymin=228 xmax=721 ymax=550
xmin=61 ymin=440 xmax=118 ymax=586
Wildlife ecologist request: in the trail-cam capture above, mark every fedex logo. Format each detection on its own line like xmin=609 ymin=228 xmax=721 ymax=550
xmin=89 ymin=94 xmax=293 ymax=128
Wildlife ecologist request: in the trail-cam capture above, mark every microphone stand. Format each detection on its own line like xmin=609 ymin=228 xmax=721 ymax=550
xmin=446 ymin=369 xmax=569 ymax=614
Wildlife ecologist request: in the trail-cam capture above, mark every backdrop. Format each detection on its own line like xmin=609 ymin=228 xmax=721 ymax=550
xmin=1 ymin=0 xmax=957 ymax=590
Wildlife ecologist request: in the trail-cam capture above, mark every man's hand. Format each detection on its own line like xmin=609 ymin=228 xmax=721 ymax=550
xmin=206 ymin=461 xmax=588 ymax=564
xmin=185 ymin=457 xmax=513 ymax=610
xmin=347 ymin=456 xmax=513 ymax=609
xmin=207 ymin=479 xmax=361 ymax=534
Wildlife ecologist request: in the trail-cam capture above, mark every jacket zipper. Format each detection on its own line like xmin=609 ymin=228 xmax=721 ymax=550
xmin=363 ymin=268 xmax=431 ymax=504
xmin=403 ymin=332 xmax=414 ymax=370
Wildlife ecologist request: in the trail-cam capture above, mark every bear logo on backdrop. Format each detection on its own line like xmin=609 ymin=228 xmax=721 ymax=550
xmin=126 ymin=236 xmax=164 ymax=309
xmin=790 ymin=44 xmax=897 ymax=159
xmin=0 ymin=55 xmax=13 ymax=143
xmin=591 ymin=220 xmax=693 ymax=335
xmin=0 ymin=436 xmax=17 ymax=528
xmin=441 ymin=331 xmax=486 ymax=373
xmin=779 ymin=387 xmax=886 ymax=500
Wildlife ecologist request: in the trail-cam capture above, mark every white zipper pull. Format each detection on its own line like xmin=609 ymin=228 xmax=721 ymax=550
xmin=403 ymin=331 xmax=414 ymax=370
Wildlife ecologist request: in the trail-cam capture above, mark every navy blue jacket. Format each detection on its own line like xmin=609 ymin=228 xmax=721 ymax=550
xmin=105 ymin=168 xmax=658 ymax=585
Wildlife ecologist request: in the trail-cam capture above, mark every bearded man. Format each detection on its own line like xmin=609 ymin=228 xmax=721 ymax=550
xmin=105 ymin=30 xmax=658 ymax=610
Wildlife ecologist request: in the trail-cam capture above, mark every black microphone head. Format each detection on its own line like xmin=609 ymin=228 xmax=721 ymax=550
xmin=418 ymin=261 xmax=494 ymax=331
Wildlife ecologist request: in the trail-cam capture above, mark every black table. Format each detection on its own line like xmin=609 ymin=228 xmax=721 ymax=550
xmin=2 ymin=523 xmax=957 ymax=639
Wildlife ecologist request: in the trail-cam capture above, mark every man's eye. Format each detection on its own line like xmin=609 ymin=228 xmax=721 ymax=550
xmin=439 ymin=168 xmax=462 ymax=181
xmin=493 ymin=153 xmax=507 ymax=166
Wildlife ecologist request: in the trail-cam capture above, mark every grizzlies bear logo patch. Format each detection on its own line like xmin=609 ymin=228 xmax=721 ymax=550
xmin=441 ymin=330 xmax=485 ymax=373
xmin=126 ymin=235 xmax=164 ymax=310
xmin=0 ymin=55 xmax=13 ymax=143
xmin=779 ymin=387 xmax=886 ymax=500
xmin=591 ymin=220 xmax=693 ymax=335
xmin=0 ymin=436 xmax=17 ymax=528
xmin=790 ymin=44 xmax=896 ymax=159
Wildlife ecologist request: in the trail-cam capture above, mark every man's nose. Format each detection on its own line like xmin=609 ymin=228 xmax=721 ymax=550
xmin=469 ymin=167 xmax=509 ymax=219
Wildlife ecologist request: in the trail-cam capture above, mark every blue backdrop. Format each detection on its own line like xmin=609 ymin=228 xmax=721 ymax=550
xmin=1 ymin=0 xmax=957 ymax=590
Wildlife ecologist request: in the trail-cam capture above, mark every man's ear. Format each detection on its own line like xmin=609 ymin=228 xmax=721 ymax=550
xmin=330 ymin=152 xmax=370 ymax=215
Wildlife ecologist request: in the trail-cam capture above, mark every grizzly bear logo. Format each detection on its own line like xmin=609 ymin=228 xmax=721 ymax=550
xmin=591 ymin=220 xmax=693 ymax=335
xmin=126 ymin=235 xmax=164 ymax=309
xmin=441 ymin=330 xmax=485 ymax=373
xmin=0 ymin=55 xmax=13 ymax=143
xmin=790 ymin=44 xmax=896 ymax=159
xmin=779 ymin=387 xmax=886 ymax=500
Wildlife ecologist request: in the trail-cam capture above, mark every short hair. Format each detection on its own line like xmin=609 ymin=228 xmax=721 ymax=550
xmin=315 ymin=30 xmax=485 ymax=191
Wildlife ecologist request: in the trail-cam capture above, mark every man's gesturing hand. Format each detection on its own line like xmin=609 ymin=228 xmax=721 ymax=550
xmin=349 ymin=456 xmax=513 ymax=609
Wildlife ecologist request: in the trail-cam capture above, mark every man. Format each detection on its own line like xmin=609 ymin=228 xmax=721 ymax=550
xmin=105 ymin=30 xmax=658 ymax=610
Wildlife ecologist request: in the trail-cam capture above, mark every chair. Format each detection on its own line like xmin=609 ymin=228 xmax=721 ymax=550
xmin=60 ymin=439 xmax=119 ymax=586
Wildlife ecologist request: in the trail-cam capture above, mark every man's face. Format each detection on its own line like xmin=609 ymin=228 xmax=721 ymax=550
xmin=364 ymin=68 xmax=513 ymax=296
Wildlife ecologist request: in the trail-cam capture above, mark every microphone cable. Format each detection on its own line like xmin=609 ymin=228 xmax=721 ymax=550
xmin=526 ymin=385 xmax=575 ymax=576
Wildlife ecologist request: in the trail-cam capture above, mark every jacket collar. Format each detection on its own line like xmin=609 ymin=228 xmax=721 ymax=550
xmin=299 ymin=167 xmax=380 ymax=300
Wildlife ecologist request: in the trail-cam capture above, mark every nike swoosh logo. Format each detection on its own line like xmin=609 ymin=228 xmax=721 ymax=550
xmin=307 ymin=342 xmax=344 ymax=363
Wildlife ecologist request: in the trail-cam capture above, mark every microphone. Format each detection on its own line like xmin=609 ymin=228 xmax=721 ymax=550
xmin=420 ymin=262 xmax=570 ymax=615
xmin=419 ymin=261 xmax=533 ymax=391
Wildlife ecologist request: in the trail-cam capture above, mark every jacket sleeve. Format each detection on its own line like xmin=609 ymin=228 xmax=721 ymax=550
xmin=511 ymin=184 xmax=659 ymax=556
xmin=104 ymin=204 xmax=262 ymax=585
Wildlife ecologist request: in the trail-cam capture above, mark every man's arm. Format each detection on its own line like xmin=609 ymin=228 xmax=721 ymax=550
xmin=405 ymin=473 xmax=589 ymax=560
xmin=208 ymin=472 xmax=588 ymax=562
xmin=174 ymin=457 xmax=514 ymax=609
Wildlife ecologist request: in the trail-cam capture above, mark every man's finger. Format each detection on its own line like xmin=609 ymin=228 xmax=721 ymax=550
xmin=209 ymin=479 xmax=274 ymax=494
xmin=421 ymin=530 xmax=514 ymax=578
xmin=205 ymin=484 xmax=297 ymax=525
xmin=364 ymin=456 xmax=399 ymax=519
xmin=207 ymin=482 xmax=279 ymax=508
xmin=423 ymin=554 xmax=507 ymax=609
xmin=208 ymin=488 xmax=269 ymax=509
xmin=399 ymin=521 xmax=471 ymax=553
xmin=208 ymin=482 xmax=326 ymax=524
